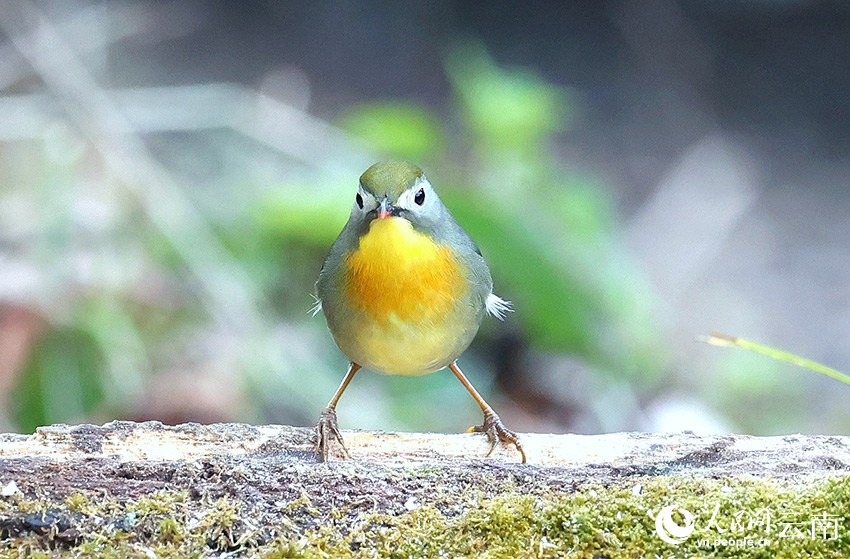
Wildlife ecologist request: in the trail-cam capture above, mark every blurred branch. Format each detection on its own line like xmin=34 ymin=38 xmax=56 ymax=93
xmin=0 ymin=1 xmax=204 ymax=91
xmin=0 ymin=85 xmax=371 ymax=167
xmin=0 ymin=1 xmax=262 ymax=330
xmin=626 ymin=137 xmax=758 ymax=301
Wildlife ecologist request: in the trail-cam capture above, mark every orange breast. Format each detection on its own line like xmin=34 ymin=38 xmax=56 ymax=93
xmin=342 ymin=217 xmax=466 ymax=323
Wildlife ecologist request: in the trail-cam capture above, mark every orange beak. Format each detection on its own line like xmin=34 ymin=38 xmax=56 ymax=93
xmin=377 ymin=197 xmax=392 ymax=219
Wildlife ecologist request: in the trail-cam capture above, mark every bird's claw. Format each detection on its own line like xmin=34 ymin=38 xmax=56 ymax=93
xmin=315 ymin=407 xmax=350 ymax=461
xmin=468 ymin=411 xmax=526 ymax=463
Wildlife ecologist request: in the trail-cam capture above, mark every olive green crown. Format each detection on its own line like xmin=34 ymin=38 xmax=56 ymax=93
xmin=359 ymin=160 xmax=424 ymax=200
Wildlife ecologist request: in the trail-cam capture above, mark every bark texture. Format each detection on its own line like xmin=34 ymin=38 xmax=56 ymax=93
xmin=0 ymin=422 xmax=848 ymax=558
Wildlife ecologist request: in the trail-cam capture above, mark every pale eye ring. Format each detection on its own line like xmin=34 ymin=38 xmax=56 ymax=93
xmin=414 ymin=188 xmax=425 ymax=205
xmin=356 ymin=193 xmax=364 ymax=209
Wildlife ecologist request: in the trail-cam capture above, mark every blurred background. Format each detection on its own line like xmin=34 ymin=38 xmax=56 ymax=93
xmin=1 ymin=0 xmax=849 ymax=437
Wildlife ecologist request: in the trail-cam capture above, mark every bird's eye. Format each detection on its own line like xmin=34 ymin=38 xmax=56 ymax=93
xmin=414 ymin=188 xmax=425 ymax=206
xmin=356 ymin=193 xmax=363 ymax=209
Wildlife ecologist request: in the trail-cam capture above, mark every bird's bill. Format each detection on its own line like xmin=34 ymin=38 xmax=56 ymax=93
xmin=378 ymin=197 xmax=392 ymax=219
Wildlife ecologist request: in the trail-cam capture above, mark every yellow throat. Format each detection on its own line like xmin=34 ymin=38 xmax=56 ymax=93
xmin=342 ymin=217 xmax=466 ymax=323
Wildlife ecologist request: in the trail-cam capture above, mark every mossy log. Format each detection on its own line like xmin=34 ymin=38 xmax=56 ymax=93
xmin=1 ymin=422 xmax=849 ymax=558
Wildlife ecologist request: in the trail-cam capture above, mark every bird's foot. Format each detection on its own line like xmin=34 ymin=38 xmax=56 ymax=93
xmin=468 ymin=411 xmax=527 ymax=463
xmin=315 ymin=407 xmax=350 ymax=462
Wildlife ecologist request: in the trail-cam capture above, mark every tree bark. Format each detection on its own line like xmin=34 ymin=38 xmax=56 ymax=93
xmin=1 ymin=421 xmax=848 ymax=558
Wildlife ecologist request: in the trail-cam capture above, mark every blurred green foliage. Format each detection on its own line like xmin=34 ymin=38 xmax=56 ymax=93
xmin=447 ymin=42 xmax=569 ymax=154
xmin=13 ymin=327 xmax=105 ymax=429
xmin=4 ymin=41 xmax=665 ymax=434
xmin=337 ymin=103 xmax=446 ymax=161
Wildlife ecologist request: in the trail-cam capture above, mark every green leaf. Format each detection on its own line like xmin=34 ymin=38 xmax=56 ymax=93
xmin=446 ymin=42 xmax=572 ymax=151
xmin=12 ymin=327 xmax=106 ymax=432
xmin=337 ymin=102 xmax=445 ymax=161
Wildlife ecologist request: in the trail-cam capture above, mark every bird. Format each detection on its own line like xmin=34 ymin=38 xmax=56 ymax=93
xmin=313 ymin=160 xmax=525 ymax=462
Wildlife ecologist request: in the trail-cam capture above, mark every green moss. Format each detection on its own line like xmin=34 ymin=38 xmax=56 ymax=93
xmin=129 ymin=490 xmax=188 ymax=515
xmin=64 ymin=492 xmax=90 ymax=511
xmin=1 ymin=474 xmax=849 ymax=558
xmin=159 ymin=516 xmax=185 ymax=543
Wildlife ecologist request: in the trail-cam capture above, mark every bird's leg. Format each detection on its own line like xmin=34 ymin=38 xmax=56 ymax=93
xmin=449 ymin=362 xmax=527 ymax=463
xmin=315 ymin=362 xmax=361 ymax=461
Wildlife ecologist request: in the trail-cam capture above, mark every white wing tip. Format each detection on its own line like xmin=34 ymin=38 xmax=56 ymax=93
xmin=309 ymin=294 xmax=323 ymax=317
xmin=485 ymin=293 xmax=513 ymax=321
